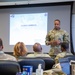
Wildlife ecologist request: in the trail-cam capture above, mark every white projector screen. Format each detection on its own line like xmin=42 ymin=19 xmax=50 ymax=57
xmin=0 ymin=2 xmax=72 ymax=52
xmin=10 ymin=13 xmax=48 ymax=45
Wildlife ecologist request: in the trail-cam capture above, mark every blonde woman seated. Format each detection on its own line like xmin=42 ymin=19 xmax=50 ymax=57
xmin=13 ymin=42 xmax=28 ymax=60
xmin=27 ymin=42 xmax=50 ymax=57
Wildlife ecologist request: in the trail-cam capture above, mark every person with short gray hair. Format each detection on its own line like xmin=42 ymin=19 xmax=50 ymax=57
xmin=27 ymin=42 xmax=50 ymax=57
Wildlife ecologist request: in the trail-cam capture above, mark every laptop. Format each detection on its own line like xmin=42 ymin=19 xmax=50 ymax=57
xmin=59 ymin=58 xmax=70 ymax=75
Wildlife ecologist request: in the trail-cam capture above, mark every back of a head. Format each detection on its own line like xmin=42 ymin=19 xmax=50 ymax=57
xmin=0 ymin=38 xmax=3 ymax=47
xmin=13 ymin=42 xmax=27 ymax=57
xmin=0 ymin=38 xmax=3 ymax=50
xmin=61 ymin=42 xmax=69 ymax=51
xmin=33 ymin=43 xmax=42 ymax=52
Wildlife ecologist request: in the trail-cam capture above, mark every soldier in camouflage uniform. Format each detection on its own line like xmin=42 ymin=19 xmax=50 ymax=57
xmin=55 ymin=42 xmax=72 ymax=64
xmin=45 ymin=19 xmax=69 ymax=59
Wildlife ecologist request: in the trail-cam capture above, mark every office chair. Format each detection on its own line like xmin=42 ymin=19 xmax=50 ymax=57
xmin=18 ymin=58 xmax=45 ymax=72
xmin=36 ymin=57 xmax=55 ymax=70
xmin=0 ymin=60 xmax=20 ymax=75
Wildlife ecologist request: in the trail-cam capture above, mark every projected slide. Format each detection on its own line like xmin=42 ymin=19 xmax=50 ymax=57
xmin=10 ymin=13 xmax=48 ymax=45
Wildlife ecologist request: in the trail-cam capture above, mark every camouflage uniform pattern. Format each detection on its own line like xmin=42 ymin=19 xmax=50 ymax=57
xmin=55 ymin=51 xmax=73 ymax=63
xmin=43 ymin=69 xmax=66 ymax=75
xmin=45 ymin=28 xmax=69 ymax=58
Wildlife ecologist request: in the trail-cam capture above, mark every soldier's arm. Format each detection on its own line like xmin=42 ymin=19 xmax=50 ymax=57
xmin=45 ymin=33 xmax=51 ymax=45
xmin=63 ymin=31 xmax=69 ymax=43
xmin=55 ymin=54 xmax=60 ymax=64
xmin=45 ymin=32 xmax=53 ymax=45
xmin=45 ymin=34 xmax=59 ymax=46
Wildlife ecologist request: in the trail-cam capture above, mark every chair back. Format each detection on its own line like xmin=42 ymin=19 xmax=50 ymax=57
xmin=18 ymin=58 xmax=45 ymax=72
xmin=36 ymin=57 xmax=55 ymax=70
xmin=0 ymin=60 xmax=20 ymax=75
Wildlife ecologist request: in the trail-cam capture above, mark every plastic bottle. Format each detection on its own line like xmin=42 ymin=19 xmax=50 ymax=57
xmin=36 ymin=64 xmax=43 ymax=75
xmin=22 ymin=67 xmax=27 ymax=75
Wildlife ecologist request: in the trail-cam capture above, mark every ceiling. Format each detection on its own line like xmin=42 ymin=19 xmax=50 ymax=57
xmin=0 ymin=0 xmax=74 ymax=6
xmin=0 ymin=0 xmax=74 ymax=2
xmin=0 ymin=0 xmax=28 ymax=2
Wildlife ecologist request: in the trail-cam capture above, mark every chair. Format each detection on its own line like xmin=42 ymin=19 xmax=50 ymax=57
xmin=59 ymin=60 xmax=70 ymax=75
xmin=59 ymin=56 xmax=75 ymax=75
xmin=64 ymin=55 xmax=75 ymax=58
xmin=5 ymin=52 xmax=13 ymax=56
xmin=18 ymin=57 xmax=55 ymax=70
xmin=62 ymin=55 xmax=75 ymax=62
xmin=18 ymin=58 xmax=45 ymax=72
xmin=36 ymin=57 xmax=55 ymax=70
xmin=0 ymin=60 xmax=20 ymax=75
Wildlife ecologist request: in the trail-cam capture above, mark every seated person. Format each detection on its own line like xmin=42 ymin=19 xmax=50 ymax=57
xmin=43 ymin=43 xmax=72 ymax=75
xmin=43 ymin=63 xmax=66 ymax=75
xmin=0 ymin=38 xmax=16 ymax=61
xmin=13 ymin=42 xmax=28 ymax=60
xmin=27 ymin=42 xmax=50 ymax=57
xmin=55 ymin=42 xmax=73 ymax=64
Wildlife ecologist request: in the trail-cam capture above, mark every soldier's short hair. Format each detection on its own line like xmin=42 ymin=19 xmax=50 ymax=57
xmin=61 ymin=42 xmax=69 ymax=50
xmin=54 ymin=19 xmax=60 ymax=23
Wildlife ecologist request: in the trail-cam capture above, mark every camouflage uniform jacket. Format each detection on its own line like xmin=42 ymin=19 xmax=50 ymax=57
xmin=45 ymin=28 xmax=69 ymax=56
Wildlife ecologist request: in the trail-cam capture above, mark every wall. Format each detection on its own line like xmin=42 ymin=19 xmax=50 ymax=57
xmin=73 ymin=2 xmax=75 ymax=14
xmin=0 ymin=0 xmax=74 ymax=6
xmin=0 ymin=1 xmax=74 ymax=53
